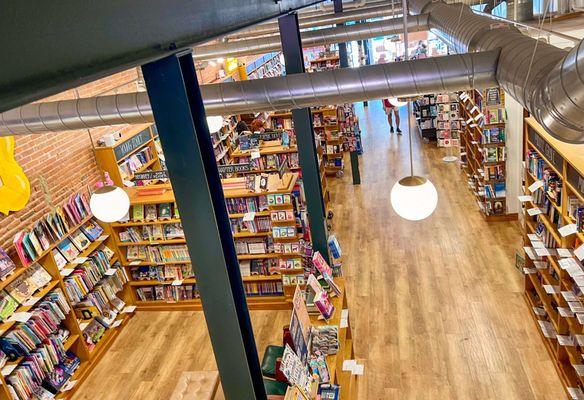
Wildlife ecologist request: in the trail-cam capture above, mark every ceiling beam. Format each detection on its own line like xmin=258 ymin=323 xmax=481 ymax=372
xmin=0 ymin=0 xmax=323 ymax=113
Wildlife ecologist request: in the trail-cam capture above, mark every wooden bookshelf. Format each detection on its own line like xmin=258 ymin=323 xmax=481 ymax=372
xmin=94 ymin=124 xmax=163 ymax=187
xmin=0 ymin=214 xmax=132 ymax=399
xmin=522 ymin=116 xmax=584 ymax=399
xmin=111 ymin=174 xmax=307 ymax=310
xmin=458 ymin=88 xmax=517 ymax=222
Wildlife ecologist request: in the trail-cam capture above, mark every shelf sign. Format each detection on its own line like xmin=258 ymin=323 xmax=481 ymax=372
xmin=134 ymin=170 xmax=169 ymax=181
xmin=217 ymin=163 xmax=251 ymax=175
xmin=485 ymin=88 xmax=501 ymax=106
xmin=527 ymin=126 xmax=564 ymax=173
xmin=567 ymin=164 xmax=584 ymax=199
xmin=114 ymin=128 xmax=152 ymax=160
xmin=257 ymin=131 xmax=282 ymax=141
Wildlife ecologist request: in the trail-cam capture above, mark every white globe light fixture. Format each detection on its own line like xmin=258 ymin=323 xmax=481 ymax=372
xmin=206 ymin=116 xmax=224 ymax=134
xmin=89 ymin=172 xmax=130 ymax=223
xmin=391 ymin=176 xmax=438 ymax=221
xmin=390 ymin=7 xmax=438 ymax=221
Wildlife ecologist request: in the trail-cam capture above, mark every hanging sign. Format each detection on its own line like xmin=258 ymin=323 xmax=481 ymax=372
xmin=134 ymin=170 xmax=169 ymax=181
xmin=567 ymin=164 xmax=584 ymax=199
xmin=527 ymin=126 xmax=564 ymax=173
xmin=114 ymin=128 xmax=152 ymax=160
xmin=217 ymin=163 xmax=252 ymax=175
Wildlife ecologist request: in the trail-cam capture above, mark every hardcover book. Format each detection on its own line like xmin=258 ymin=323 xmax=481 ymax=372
xmin=57 ymin=238 xmax=80 ymax=262
xmin=0 ymin=248 xmax=16 ymax=279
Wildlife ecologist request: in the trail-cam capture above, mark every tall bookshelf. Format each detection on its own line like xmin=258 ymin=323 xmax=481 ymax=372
xmin=110 ymin=174 xmax=308 ymax=311
xmin=413 ymin=94 xmax=437 ymax=141
xmin=307 ymin=54 xmax=340 ymax=72
xmin=458 ymin=88 xmax=517 ymax=221
xmin=522 ymin=116 xmax=584 ymax=399
xmin=0 ymin=202 xmax=131 ymax=399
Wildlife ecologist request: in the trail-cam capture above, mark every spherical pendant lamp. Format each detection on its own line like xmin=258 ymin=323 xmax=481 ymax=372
xmin=390 ymin=176 xmax=438 ymax=221
xmin=206 ymin=116 xmax=224 ymax=134
xmin=90 ymin=185 xmax=130 ymax=223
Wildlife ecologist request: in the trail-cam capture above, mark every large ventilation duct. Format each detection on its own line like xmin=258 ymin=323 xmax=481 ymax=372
xmin=409 ymin=0 xmax=584 ymax=143
xmin=225 ymin=4 xmax=403 ymax=40
xmin=0 ymin=51 xmax=499 ymax=136
xmin=195 ymin=15 xmax=428 ymax=61
xmin=299 ymin=0 xmax=393 ymax=17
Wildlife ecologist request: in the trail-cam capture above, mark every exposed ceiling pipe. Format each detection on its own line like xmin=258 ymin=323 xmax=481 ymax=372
xmin=299 ymin=0 xmax=392 ymax=17
xmin=0 ymin=51 xmax=499 ymax=135
xmin=409 ymin=0 xmax=584 ymax=143
xmin=225 ymin=3 xmax=403 ymax=40
xmin=195 ymin=15 xmax=428 ymax=61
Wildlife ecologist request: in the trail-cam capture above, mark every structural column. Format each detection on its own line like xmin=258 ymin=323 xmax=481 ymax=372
xmin=278 ymin=13 xmax=331 ymax=263
xmin=334 ymin=0 xmax=361 ymax=185
xmin=141 ymin=52 xmax=266 ymax=400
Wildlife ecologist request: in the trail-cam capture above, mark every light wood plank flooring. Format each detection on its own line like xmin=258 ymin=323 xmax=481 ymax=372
xmin=73 ymin=101 xmax=565 ymax=399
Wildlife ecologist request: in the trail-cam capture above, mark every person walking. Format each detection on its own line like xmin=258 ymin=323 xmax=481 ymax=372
xmin=383 ymin=98 xmax=401 ymax=134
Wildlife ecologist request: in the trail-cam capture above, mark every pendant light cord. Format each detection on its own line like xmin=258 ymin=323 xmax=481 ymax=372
xmin=402 ymin=0 xmax=414 ymax=177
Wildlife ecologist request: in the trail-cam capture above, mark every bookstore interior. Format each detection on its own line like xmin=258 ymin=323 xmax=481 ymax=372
xmin=1 ymin=0 xmax=584 ymax=399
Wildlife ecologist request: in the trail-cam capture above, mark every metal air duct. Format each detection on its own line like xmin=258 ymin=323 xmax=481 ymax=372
xmin=225 ymin=3 xmax=403 ymax=40
xmin=409 ymin=0 xmax=584 ymax=143
xmin=195 ymin=15 xmax=428 ymax=61
xmin=0 ymin=51 xmax=499 ymax=135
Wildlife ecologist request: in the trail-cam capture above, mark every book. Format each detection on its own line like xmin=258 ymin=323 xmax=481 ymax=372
xmin=70 ymin=229 xmax=91 ymax=251
xmin=0 ymin=247 xmax=16 ymax=279
xmin=52 ymin=249 xmax=68 ymax=270
xmin=133 ymin=204 xmax=145 ymax=221
xmin=0 ymin=291 xmax=18 ymax=321
xmin=80 ymin=220 xmax=104 ymax=241
xmin=57 ymin=238 xmax=80 ymax=262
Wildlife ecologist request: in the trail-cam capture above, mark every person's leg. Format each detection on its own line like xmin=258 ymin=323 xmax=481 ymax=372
xmin=394 ymin=108 xmax=401 ymax=134
xmin=386 ymin=110 xmax=394 ymax=133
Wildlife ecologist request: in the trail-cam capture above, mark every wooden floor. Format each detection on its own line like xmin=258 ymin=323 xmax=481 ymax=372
xmin=73 ymin=101 xmax=565 ymax=400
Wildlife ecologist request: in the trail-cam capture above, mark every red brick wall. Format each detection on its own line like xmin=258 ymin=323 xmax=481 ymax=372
xmin=0 ymin=68 xmax=140 ymax=252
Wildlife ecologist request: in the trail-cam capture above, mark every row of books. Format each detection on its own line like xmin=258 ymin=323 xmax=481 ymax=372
xmin=230 ymin=216 xmax=271 ymax=234
xmin=225 ymin=196 xmax=268 ymax=214
xmin=484 ymin=146 xmax=506 ymax=162
xmin=483 ymin=108 xmax=505 ymax=125
xmin=484 ymin=182 xmax=506 ymax=199
xmin=118 ymin=223 xmax=184 ymax=242
xmin=0 ymin=264 xmax=53 ymax=320
xmin=325 ymin=145 xmax=342 ymax=155
xmin=135 ymin=284 xmax=200 ymax=302
xmin=126 ymin=245 xmax=190 ymax=263
xmin=119 ymin=146 xmax=154 ymax=180
xmin=235 ymin=153 xmax=300 ymax=172
xmin=63 ymin=249 xmax=123 ymax=305
xmin=534 ymin=221 xmax=559 ymax=248
xmin=274 ymin=242 xmax=302 ymax=254
xmin=244 ymin=281 xmax=283 ymax=296
xmin=239 ymin=259 xmax=278 ymax=277
xmin=313 ymin=113 xmax=337 ymax=127
xmin=71 ymin=267 xmax=128 ymax=318
xmin=273 ymin=226 xmax=297 ymax=238
xmin=234 ymin=238 xmax=271 ymax=255
xmin=568 ymin=196 xmax=584 ymax=232
xmin=482 ymin=127 xmax=505 ymax=143
xmin=129 ymin=203 xmax=178 ymax=222
xmin=130 ymin=264 xmax=194 ymax=281
xmin=13 ymin=193 xmax=96 ymax=266
xmin=484 ymin=165 xmax=505 ymax=181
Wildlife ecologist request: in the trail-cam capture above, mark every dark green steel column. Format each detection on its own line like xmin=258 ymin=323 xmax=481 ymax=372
xmin=278 ymin=13 xmax=331 ymax=263
xmin=142 ymin=52 xmax=266 ymax=400
xmin=334 ymin=0 xmax=361 ymax=185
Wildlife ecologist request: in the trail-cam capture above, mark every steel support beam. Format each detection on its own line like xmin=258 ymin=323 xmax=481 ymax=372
xmin=141 ymin=52 xmax=266 ymax=400
xmin=334 ymin=0 xmax=361 ymax=186
xmin=278 ymin=13 xmax=331 ymax=264
xmin=0 ymin=0 xmax=323 ymax=113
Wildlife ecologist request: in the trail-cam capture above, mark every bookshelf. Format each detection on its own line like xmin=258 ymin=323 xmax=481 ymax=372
xmin=94 ymin=124 xmax=164 ymax=187
xmin=522 ymin=116 xmax=584 ymax=399
xmin=458 ymin=88 xmax=517 ymax=221
xmin=308 ymin=53 xmax=340 ymax=72
xmin=0 ymin=193 xmax=132 ymax=399
xmin=110 ymin=173 xmax=309 ymax=311
xmin=413 ymin=94 xmax=437 ymax=141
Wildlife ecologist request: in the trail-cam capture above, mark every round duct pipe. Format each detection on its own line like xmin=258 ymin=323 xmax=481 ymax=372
xmin=0 ymin=51 xmax=500 ymax=135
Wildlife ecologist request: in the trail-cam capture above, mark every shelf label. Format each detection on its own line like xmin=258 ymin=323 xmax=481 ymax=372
xmin=526 ymin=207 xmax=542 ymax=216
xmin=559 ymin=224 xmax=579 ymax=237
xmin=111 ymin=320 xmax=123 ymax=328
xmin=122 ymin=305 xmax=137 ymax=313
xmin=527 ymin=126 xmax=564 ymax=173
xmin=134 ymin=170 xmax=169 ymax=181
xmin=574 ymin=244 xmax=584 ymax=262
xmin=105 ymin=268 xmax=117 ymax=276
xmin=518 ymin=195 xmax=532 ymax=202
xmin=60 ymin=268 xmax=74 ymax=277
xmin=217 ymin=163 xmax=251 ymax=175
xmin=567 ymin=164 xmax=584 ymax=200
xmin=7 ymin=312 xmax=33 ymax=323
xmin=114 ymin=128 xmax=152 ymax=160
xmin=527 ymin=180 xmax=543 ymax=192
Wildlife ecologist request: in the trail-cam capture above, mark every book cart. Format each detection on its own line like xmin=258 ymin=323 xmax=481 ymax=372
xmin=458 ymin=88 xmax=517 ymax=221
xmin=521 ymin=116 xmax=584 ymax=399
xmin=0 ymin=195 xmax=132 ymax=399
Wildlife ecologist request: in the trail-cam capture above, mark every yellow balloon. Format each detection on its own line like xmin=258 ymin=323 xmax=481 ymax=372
xmin=0 ymin=136 xmax=31 ymax=215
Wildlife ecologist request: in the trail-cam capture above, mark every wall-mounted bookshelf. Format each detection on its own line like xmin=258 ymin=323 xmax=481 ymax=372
xmin=458 ymin=88 xmax=517 ymax=221
xmin=0 ymin=193 xmax=131 ymax=399
xmin=110 ymin=174 xmax=309 ymax=311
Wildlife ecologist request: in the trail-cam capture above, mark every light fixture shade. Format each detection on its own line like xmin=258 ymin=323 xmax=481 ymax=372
xmin=206 ymin=116 xmax=224 ymax=133
xmin=388 ymin=97 xmax=407 ymax=107
xmin=390 ymin=176 xmax=438 ymax=221
xmin=90 ymin=186 xmax=130 ymax=223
